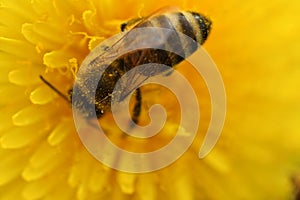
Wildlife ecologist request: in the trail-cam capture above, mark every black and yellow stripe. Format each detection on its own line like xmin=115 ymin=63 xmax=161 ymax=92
xmin=134 ymin=10 xmax=211 ymax=61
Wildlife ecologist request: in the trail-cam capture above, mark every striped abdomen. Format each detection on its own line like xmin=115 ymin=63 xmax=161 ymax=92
xmin=118 ymin=11 xmax=212 ymax=74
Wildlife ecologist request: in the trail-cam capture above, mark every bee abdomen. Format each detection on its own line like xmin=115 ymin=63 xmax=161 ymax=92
xmin=137 ymin=12 xmax=199 ymax=63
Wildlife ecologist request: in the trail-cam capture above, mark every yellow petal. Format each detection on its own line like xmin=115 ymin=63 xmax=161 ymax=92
xmin=0 ymin=112 xmax=13 ymax=133
xmin=88 ymin=166 xmax=111 ymax=193
xmin=68 ymin=162 xmax=82 ymax=188
xmin=77 ymin=184 xmax=88 ymax=200
xmin=0 ymin=4 xmax=36 ymax=31
xmin=30 ymin=84 xmax=57 ymax=105
xmin=43 ymin=50 xmax=75 ymax=69
xmin=0 ymin=150 xmax=26 ymax=186
xmin=0 ymin=123 xmax=49 ymax=149
xmin=116 ymin=172 xmax=137 ymax=194
xmin=0 ymin=104 xmax=28 ymax=133
xmin=172 ymin=175 xmax=194 ymax=200
xmin=203 ymin=150 xmax=230 ymax=173
xmin=0 ymin=57 xmax=22 ymax=69
xmin=22 ymin=175 xmax=57 ymax=200
xmin=22 ymin=22 xmax=66 ymax=50
xmin=22 ymin=142 xmax=67 ymax=181
xmin=0 ymin=67 xmax=12 ymax=83
xmin=8 ymin=67 xmax=42 ymax=86
xmin=22 ymin=163 xmax=69 ymax=183
xmin=0 ymin=84 xmax=26 ymax=104
xmin=68 ymin=151 xmax=91 ymax=188
xmin=42 ymin=181 xmax=73 ymax=200
xmin=0 ymin=37 xmax=39 ymax=60
xmin=47 ymin=118 xmax=74 ymax=146
xmin=28 ymin=141 xmax=63 ymax=169
xmin=136 ymin=174 xmax=157 ymax=200
xmin=12 ymin=104 xmax=56 ymax=126
xmin=0 ymin=25 xmax=22 ymax=39
xmin=0 ymin=180 xmax=24 ymax=200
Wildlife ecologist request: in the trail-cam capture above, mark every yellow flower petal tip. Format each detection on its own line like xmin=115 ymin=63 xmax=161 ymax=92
xmin=47 ymin=119 xmax=73 ymax=146
xmin=117 ymin=173 xmax=137 ymax=194
xmin=8 ymin=68 xmax=41 ymax=86
xmin=30 ymin=85 xmax=57 ymax=105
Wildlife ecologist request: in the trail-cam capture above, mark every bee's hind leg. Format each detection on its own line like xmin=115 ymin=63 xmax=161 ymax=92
xmin=120 ymin=88 xmax=141 ymax=138
xmin=132 ymin=88 xmax=142 ymax=124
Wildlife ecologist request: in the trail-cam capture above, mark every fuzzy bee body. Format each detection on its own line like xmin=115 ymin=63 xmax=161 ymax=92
xmin=69 ymin=8 xmax=212 ymax=121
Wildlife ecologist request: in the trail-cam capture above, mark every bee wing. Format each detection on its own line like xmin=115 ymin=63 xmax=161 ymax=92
xmin=82 ymin=6 xmax=181 ymax=101
xmin=114 ymin=61 xmax=175 ymax=102
xmin=85 ymin=6 xmax=181 ymax=70
xmin=114 ymin=72 xmax=150 ymax=102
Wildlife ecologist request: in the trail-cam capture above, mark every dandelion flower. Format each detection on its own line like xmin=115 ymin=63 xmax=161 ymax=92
xmin=1 ymin=0 xmax=300 ymax=200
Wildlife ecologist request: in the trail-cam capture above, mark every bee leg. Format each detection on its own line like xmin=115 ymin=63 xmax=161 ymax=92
xmin=120 ymin=17 xmax=143 ymax=32
xmin=120 ymin=23 xmax=127 ymax=32
xmin=132 ymin=88 xmax=142 ymax=124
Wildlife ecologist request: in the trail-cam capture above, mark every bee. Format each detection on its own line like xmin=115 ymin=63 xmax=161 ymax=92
xmin=41 ymin=7 xmax=212 ymax=124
